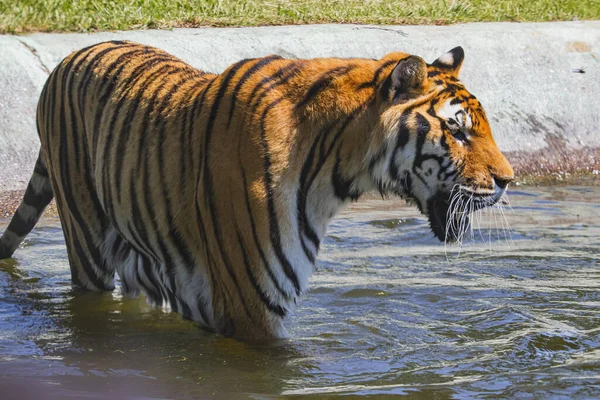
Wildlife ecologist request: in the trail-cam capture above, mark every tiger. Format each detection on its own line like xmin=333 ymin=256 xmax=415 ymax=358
xmin=0 ymin=41 xmax=513 ymax=339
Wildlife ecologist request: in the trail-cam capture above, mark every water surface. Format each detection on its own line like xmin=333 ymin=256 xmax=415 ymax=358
xmin=1 ymin=186 xmax=599 ymax=399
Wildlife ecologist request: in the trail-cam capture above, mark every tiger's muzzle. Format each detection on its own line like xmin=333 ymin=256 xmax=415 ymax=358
xmin=427 ymin=185 xmax=507 ymax=242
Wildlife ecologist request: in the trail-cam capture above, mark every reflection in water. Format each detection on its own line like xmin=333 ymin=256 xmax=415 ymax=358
xmin=1 ymin=186 xmax=600 ymax=399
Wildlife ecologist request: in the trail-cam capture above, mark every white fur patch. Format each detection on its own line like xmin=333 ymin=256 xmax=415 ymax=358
xmin=437 ymin=100 xmax=472 ymax=134
xmin=437 ymin=52 xmax=455 ymax=67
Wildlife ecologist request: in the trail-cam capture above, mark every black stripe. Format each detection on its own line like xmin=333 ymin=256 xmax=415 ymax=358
xmin=240 ymin=167 xmax=291 ymax=299
xmin=184 ymin=77 xmax=215 ymax=194
xmin=67 ymin=45 xmax=111 ymax=253
xmin=6 ymin=211 xmax=32 ymax=237
xmin=154 ymin=239 xmax=184 ymax=315
xmin=296 ymin=127 xmax=323 ymax=253
xmin=194 ymin=193 xmax=221 ymax=325
xmin=100 ymin=56 xmax=174 ymax=154
xmin=56 ymin=163 xmax=106 ymax=291
xmin=441 ymin=83 xmax=462 ymax=96
xmin=388 ymin=106 xmax=414 ymax=181
xmin=249 ymin=63 xmax=308 ymax=294
xmin=236 ymin=229 xmax=287 ymax=317
xmin=258 ymin=98 xmax=302 ymax=295
xmin=50 ymin=44 xmax=120 ymax=261
xmin=138 ymin=255 xmax=164 ymax=305
xmin=135 ymin=112 xmax=167 ymax=263
xmin=404 ymin=171 xmax=414 ymax=198
xmin=107 ymin=63 xmax=179 ymax=210
xmin=33 ymin=158 xmax=49 ymax=178
xmin=107 ymin=235 xmax=132 ymax=294
xmin=89 ymin=48 xmax=156 ymax=151
xmin=90 ymin=51 xmax=162 ymax=151
xmin=109 ymin=233 xmax=126 ymax=258
xmin=147 ymin=219 xmax=206 ymax=323
xmin=68 ymin=227 xmax=105 ymax=289
xmin=57 ymin=52 xmax=110 ymax=290
xmin=41 ymin=48 xmax=71 ymax=152
xmin=0 ymin=240 xmax=11 ymax=259
xmin=425 ymin=100 xmax=457 ymax=181
xmin=155 ymin=78 xmax=201 ymax=274
xmin=202 ymin=166 xmax=254 ymax=320
xmin=178 ymin=296 xmax=193 ymax=320
xmin=202 ymin=58 xmax=254 ymax=175
xmin=61 ymin=42 xmax=106 ymax=74
xmin=301 ymin=240 xmax=315 ymax=264
xmin=36 ymin=76 xmax=50 ymax=148
xmin=411 ymin=112 xmax=433 ymax=189
xmin=112 ymin=62 xmax=179 ymax=173
xmin=124 ymin=215 xmax=156 ymax=264
xmin=191 ymin=81 xmax=218 ymax=298
xmin=297 ymin=63 xmax=387 ymax=251
xmin=201 ymin=58 xmax=257 ymax=314
xmin=178 ymin=78 xmax=212 ymax=195
xmin=332 ymin=146 xmax=359 ymax=201
xmin=247 ymin=62 xmax=303 ymax=116
xmin=296 ymin=65 xmax=356 ymax=110
xmin=77 ymin=44 xmax=141 ymax=127
xmin=190 ymin=88 xmax=251 ymax=329
xmin=299 ymin=99 xmax=372 ymax=250
xmin=367 ymin=141 xmax=389 ymax=182
xmin=359 ymin=59 xmax=397 ymax=91
xmin=226 ymin=55 xmax=282 ymax=129
xmin=123 ymin=68 xmax=188 ymax=188
xmin=22 ymin=180 xmax=53 ymax=207
xmin=135 ymin=141 xmax=178 ymax=309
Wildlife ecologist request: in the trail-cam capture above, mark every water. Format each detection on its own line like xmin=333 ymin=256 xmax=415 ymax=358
xmin=1 ymin=186 xmax=599 ymax=399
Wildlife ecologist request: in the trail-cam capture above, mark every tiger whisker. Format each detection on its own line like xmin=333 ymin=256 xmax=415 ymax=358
xmin=444 ymin=187 xmax=513 ymax=257
xmin=468 ymin=192 xmax=475 ymax=241
xmin=497 ymin=201 xmax=515 ymax=245
xmin=444 ymin=186 xmax=463 ymax=258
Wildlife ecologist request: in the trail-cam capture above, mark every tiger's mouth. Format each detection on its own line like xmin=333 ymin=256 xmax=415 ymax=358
xmin=427 ymin=192 xmax=464 ymax=242
xmin=427 ymin=189 xmax=501 ymax=242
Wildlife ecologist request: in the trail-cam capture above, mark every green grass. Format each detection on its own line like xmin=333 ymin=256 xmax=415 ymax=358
xmin=1 ymin=0 xmax=598 ymax=34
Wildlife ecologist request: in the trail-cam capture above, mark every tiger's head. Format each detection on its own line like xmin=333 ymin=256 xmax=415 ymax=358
xmin=371 ymin=47 xmax=514 ymax=241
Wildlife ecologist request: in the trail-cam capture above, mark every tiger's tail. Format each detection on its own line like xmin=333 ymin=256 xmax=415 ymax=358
xmin=0 ymin=154 xmax=54 ymax=259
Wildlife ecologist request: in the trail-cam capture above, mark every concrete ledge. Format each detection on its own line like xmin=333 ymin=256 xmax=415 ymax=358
xmin=1 ymin=22 xmax=599 ymax=192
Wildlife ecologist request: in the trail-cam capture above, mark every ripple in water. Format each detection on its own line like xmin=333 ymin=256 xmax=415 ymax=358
xmin=1 ymin=186 xmax=600 ymax=398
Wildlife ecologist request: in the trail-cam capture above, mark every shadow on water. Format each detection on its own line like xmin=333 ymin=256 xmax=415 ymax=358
xmin=1 ymin=186 xmax=600 ymax=399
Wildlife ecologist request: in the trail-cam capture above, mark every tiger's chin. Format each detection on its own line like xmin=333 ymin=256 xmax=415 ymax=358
xmin=426 ymin=190 xmax=500 ymax=242
xmin=427 ymin=192 xmax=465 ymax=242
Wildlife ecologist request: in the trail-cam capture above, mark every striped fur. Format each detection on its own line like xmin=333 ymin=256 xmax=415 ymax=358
xmin=0 ymin=42 xmax=513 ymax=339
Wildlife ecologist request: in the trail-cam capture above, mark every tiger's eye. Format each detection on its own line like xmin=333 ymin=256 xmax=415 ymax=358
xmin=452 ymin=129 xmax=468 ymax=142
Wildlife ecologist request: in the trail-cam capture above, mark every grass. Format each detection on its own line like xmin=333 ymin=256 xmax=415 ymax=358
xmin=1 ymin=0 xmax=598 ymax=34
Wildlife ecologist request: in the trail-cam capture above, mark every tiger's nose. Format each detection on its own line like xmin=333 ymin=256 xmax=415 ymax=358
xmin=493 ymin=174 xmax=513 ymax=189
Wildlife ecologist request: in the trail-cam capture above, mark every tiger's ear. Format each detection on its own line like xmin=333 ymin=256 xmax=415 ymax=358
xmin=386 ymin=55 xmax=428 ymax=104
xmin=430 ymin=46 xmax=464 ymax=76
